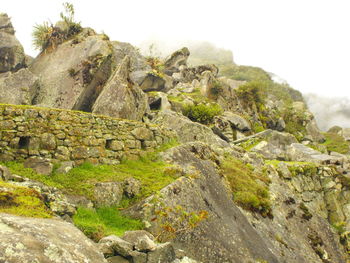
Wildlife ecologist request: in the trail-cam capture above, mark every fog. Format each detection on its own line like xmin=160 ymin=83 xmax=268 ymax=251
xmin=305 ymin=94 xmax=350 ymax=131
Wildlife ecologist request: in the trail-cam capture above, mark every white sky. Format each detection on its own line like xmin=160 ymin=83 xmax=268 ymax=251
xmin=2 ymin=0 xmax=350 ymax=99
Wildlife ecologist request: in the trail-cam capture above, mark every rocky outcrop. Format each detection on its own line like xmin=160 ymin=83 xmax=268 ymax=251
xmin=0 ymin=213 xmax=107 ymax=263
xmin=92 ymin=56 xmax=149 ymax=121
xmin=0 ymin=68 xmax=38 ymax=105
xmin=151 ymin=111 xmax=229 ymax=153
xmin=164 ymin=47 xmax=190 ymax=76
xmin=0 ymin=14 xmax=25 ymax=73
xmin=30 ymin=30 xmax=114 ymax=111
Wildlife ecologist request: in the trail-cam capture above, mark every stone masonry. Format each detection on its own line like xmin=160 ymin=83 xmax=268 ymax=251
xmin=0 ymin=104 xmax=175 ymax=165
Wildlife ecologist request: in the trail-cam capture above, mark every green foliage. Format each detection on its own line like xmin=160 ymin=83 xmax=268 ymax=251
xmin=220 ymin=64 xmax=272 ymax=82
xmin=208 ymin=80 xmax=223 ymax=99
xmin=146 ymin=56 xmax=165 ymax=78
xmin=238 ymin=138 xmax=263 ymax=151
xmin=322 ymin=132 xmax=350 ymax=154
xmin=183 ymin=103 xmax=222 ymax=124
xmin=265 ymin=160 xmax=318 ymax=177
xmin=73 ymin=206 xmax=143 ymax=241
xmin=332 ymin=221 xmax=347 ymax=235
xmin=221 ymin=158 xmax=271 ymax=216
xmin=282 ymin=105 xmax=307 ymax=141
xmin=32 ymin=2 xmax=82 ymax=51
xmin=0 ymin=180 xmax=52 ymax=218
xmin=2 ymin=141 xmax=180 ymax=206
xmin=236 ymin=81 xmax=266 ymax=107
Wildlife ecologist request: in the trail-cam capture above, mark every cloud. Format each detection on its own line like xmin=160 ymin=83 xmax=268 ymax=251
xmin=305 ymin=94 xmax=350 ymax=131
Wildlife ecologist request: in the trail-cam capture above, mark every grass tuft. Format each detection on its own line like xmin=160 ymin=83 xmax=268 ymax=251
xmin=73 ymin=206 xmax=144 ymax=241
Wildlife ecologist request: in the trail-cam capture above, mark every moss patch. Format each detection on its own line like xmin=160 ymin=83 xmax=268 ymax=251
xmin=73 ymin=206 xmax=143 ymax=241
xmin=182 ymin=103 xmax=222 ymax=124
xmin=221 ymin=158 xmax=271 ymax=216
xmin=321 ymin=132 xmax=350 ymax=154
xmin=0 ymin=180 xmax=52 ymax=218
xmin=265 ymin=160 xmax=318 ymax=177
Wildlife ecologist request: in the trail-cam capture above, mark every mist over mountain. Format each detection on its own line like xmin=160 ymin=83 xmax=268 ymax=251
xmin=305 ymin=94 xmax=350 ymax=130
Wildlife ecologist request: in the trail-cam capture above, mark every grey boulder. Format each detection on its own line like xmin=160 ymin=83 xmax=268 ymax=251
xmin=0 ymin=213 xmax=107 ymax=263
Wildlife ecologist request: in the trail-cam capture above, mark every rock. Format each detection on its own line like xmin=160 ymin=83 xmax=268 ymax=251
xmin=0 ymin=28 xmax=25 ymax=72
xmin=107 ymin=256 xmax=129 ymax=263
xmin=134 ymin=235 xmax=157 ymax=252
xmin=123 ymin=177 xmax=141 ymax=198
xmin=30 ymin=32 xmax=113 ymax=111
xmin=92 ymin=56 xmax=149 ymax=121
xmin=94 ymin=182 xmax=123 ymax=207
xmin=164 ymin=47 xmax=190 ymax=75
xmin=152 ymin=111 xmax=229 ymax=152
xmin=40 ymin=133 xmax=57 ymax=150
xmin=56 ymin=161 xmax=74 ymax=174
xmin=276 ymin=117 xmax=286 ymax=132
xmin=147 ymin=242 xmax=175 ymax=263
xmin=286 ymin=143 xmax=342 ymax=164
xmin=0 ymin=68 xmax=38 ymax=105
xmin=0 ymin=14 xmax=15 ymax=35
xmin=172 ymin=257 xmax=199 ymax=263
xmin=305 ymin=119 xmax=325 ymax=143
xmin=129 ymin=251 xmax=147 ymax=263
xmin=0 ymin=213 xmax=107 ymax=263
xmin=148 ymin=92 xmax=172 ymax=111
xmin=140 ymin=73 xmax=166 ymax=92
xmin=17 ymin=179 xmax=76 ymax=216
xmin=23 ymin=157 xmax=53 ymax=175
xmin=221 ymin=111 xmax=251 ymax=132
xmin=132 ymin=127 xmax=154 ymax=141
xmin=111 ymin=41 xmax=151 ymax=85
xmin=0 ymin=165 xmax=12 ymax=181
xmin=122 ymin=230 xmax=156 ymax=244
xmin=98 ymin=235 xmax=133 ymax=258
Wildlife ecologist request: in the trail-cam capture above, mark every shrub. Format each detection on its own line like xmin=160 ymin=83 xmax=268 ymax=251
xmin=208 ymin=80 xmax=223 ymax=99
xmin=32 ymin=2 xmax=82 ymax=51
xmin=183 ymin=103 xmax=222 ymax=124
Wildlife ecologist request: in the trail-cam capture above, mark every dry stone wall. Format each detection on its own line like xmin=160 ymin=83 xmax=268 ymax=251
xmin=0 ymin=104 xmax=174 ymax=165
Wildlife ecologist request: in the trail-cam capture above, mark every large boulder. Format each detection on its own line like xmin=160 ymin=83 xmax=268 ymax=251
xmin=29 ymin=30 xmax=114 ymax=111
xmin=111 ymin=41 xmax=151 ymax=85
xmin=163 ymin=47 xmax=190 ymax=76
xmin=0 ymin=213 xmax=107 ymax=263
xmin=0 ymin=68 xmax=39 ymax=105
xmin=151 ymin=110 xmax=229 ymax=152
xmin=92 ymin=56 xmax=149 ymax=120
xmin=0 ymin=14 xmax=25 ymax=73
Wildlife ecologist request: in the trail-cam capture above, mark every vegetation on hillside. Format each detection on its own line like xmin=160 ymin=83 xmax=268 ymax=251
xmin=183 ymin=103 xmax=222 ymax=124
xmin=32 ymin=2 xmax=82 ymax=51
xmin=221 ymin=158 xmax=271 ymax=217
xmin=322 ymin=132 xmax=350 ymax=154
xmin=73 ymin=206 xmax=144 ymax=241
xmin=0 ymin=180 xmax=52 ymax=218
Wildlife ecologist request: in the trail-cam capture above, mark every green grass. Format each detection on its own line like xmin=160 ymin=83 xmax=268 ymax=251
xmin=238 ymin=138 xmax=263 ymax=151
xmin=1 ymin=140 xmax=180 ymax=206
xmin=321 ymin=132 xmax=350 ymax=154
xmin=221 ymin=158 xmax=271 ymax=216
xmin=0 ymin=180 xmax=52 ymax=218
xmin=73 ymin=206 xmax=144 ymax=241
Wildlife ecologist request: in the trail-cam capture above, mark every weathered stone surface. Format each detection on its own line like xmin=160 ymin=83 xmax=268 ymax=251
xmin=305 ymin=119 xmax=325 ymax=143
xmin=134 ymin=235 xmax=157 ymax=252
xmin=30 ymin=33 xmax=113 ymax=110
xmin=221 ymin=111 xmax=251 ymax=132
xmin=0 ymin=31 xmax=25 ymax=72
xmin=94 ymin=182 xmax=123 ymax=207
xmin=0 ymin=14 xmax=15 ymax=35
xmin=56 ymin=161 xmax=74 ymax=174
xmin=147 ymin=242 xmax=175 ymax=263
xmin=123 ymin=177 xmax=141 ymax=198
xmin=92 ymin=56 xmax=149 ymax=121
xmin=0 ymin=68 xmax=38 ymax=105
xmin=98 ymin=235 xmax=133 ymax=258
xmin=107 ymin=256 xmax=129 ymax=263
xmin=152 ymin=110 xmax=229 ymax=152
xmin=122 ymin=230 xmax=156 ymax=244
xmin=0 ymin=104 xmax=173 ymax=165
xmin=111 ymin=41 xmax=151 ymax=85
xmin=164 ymin=47 xmax=190 ymax=75
xmin=24 ymin=157 xmax=53 ymax=175
xmin=0 ymin=165 xmax=12 ymax=181
xmin=0 ymin=213 xmax=107 ymax=263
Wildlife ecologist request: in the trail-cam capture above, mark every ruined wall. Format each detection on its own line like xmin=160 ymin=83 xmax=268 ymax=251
xmin=0 ymin=104 xmax=174 ymax=164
